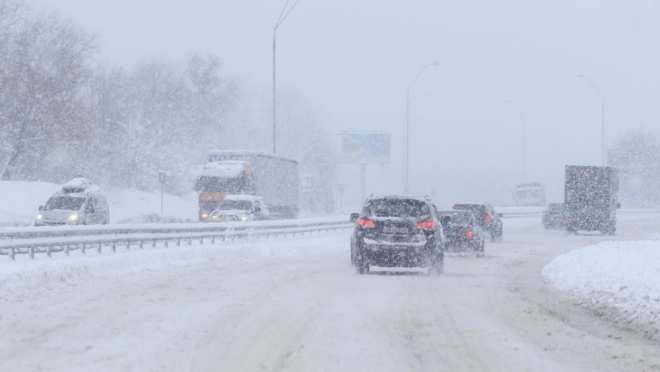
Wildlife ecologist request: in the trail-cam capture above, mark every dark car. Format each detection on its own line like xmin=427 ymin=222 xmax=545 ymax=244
xmin=452 ymin=203 xmax=503 ymax=242
xmin=349 ymin=196 xmax=447 ymax=275
xmin=436 ymin=209 xmax=485 ymax=257
xmin=542 ymin=203 xmax=565 ymax=229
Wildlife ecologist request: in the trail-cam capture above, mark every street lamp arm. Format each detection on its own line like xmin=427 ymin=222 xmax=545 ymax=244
xmin=502 ymin=100 xmax=525 ymax=125
xmin=577 ymin=75 xmax=604 ymax=102
xmin=276 ymin=0 xmax=300 ymax=29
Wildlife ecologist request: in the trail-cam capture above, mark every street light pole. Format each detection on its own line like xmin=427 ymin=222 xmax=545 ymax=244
xmin=502 ymin=100 xmax=526 ymax=180
xmin=577 ymin=74 xmax=605 ymax=166
xmin=404 ymin=61 xmax=439 ymax=195
xmin=273 ymin=0 xmax=300 ymax=154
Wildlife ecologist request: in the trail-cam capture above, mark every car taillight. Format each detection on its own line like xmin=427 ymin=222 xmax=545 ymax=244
xmin=357 ymin=218 xmax=376 ymax=229
xmin=542 ymin=211 xmax=547 ymax=216
xmin=417 ymin=220 xmax=436 ymax=230
xmin=485 ymin=214 xmax=492 ymax=223
xmin=461 ymin=230 xmax=473 ymax=238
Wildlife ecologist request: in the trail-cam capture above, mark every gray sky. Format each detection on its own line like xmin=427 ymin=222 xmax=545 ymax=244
xmin=35 ymin=0 xmax=660 ymax=206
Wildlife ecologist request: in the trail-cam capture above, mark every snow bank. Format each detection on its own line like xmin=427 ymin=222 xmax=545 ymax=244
xmin=543 ymin=240 xmax=660 ymax=340
xmin=0 ymin=181 xmax=61 ymax=226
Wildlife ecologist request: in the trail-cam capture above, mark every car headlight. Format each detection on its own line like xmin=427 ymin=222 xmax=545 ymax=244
xmin=68 ymin=214 xmax=79 ymax=221
xmin=240 ymin=215 xmax=248 ymax=221
xmin=212 ymin=215 xmax=218 ymax=219
xmin=36 ymin=214 xmax=43 ymax=220
xmin=201 ymin=213 xmax=209 ymax=219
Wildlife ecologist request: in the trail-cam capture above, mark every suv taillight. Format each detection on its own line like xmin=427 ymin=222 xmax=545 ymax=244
xmin=485 ymin=214 xmax=492 ymax=223
xmin=357 ymin=218 xmax=376 ymax=229
xmin=417 ymin=220 xmax=436 ymax=230
xmin=461 ymin=230 xmax=473 ymax=238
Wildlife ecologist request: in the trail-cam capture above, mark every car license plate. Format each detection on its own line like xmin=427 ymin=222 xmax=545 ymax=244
xmin=383 ymin=226 xmax=409 ymax=234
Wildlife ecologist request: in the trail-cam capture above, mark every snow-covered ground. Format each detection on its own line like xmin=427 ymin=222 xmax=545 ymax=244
xmin=0 ymin=181 xmax=198 ymax=226
xmin=2 ymin=216 xmax=660 ymax=370
xmin=543 ymin=240 xmax=660 ymax=340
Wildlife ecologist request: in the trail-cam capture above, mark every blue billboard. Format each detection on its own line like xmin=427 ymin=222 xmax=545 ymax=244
xmin=337 ymin=132 xmax=390 ymax=164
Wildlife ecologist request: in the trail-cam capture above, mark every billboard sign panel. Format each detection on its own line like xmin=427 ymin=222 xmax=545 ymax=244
xmin=337 ymin=132 xmax=390 ymax=164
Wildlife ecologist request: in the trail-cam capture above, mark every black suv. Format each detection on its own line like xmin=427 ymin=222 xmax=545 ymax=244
xmin=350 ymin=196 xmax=447 ymax=275
xmin=452 ymin=203 xmax=503 ymax=242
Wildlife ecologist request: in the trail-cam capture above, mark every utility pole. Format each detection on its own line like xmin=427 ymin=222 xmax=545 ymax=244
xmin=273 ymin=0 xmax=300 ymax=154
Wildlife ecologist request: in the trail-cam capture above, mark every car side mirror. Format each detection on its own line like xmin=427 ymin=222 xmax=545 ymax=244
xmin=39 ymin=205 xmax=43 ymax=211
xmin=616 ymin=202 xmax=621 ymax=209
xmin=498 ymin=213 xmax=503 ymax=218
xmin=350 ymin=213 xmax=360 ymax=223
xmin=440 ymin=216 xmax=451 ymax=228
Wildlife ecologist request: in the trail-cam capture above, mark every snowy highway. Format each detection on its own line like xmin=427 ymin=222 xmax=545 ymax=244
xmin=2 ymin=216 xmax=660 ymax=371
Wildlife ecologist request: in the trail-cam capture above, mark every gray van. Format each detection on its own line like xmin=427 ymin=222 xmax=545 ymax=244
xmin=35 ymin=178 xmax=110 ymax=226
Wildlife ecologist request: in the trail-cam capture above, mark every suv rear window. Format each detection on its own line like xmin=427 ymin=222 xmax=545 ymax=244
xmin=438 ymin=211 xmax=472 ymax=225
xmin=453 ymin=204 xmax=486 ymax=221
xmin=363 ymin=199 xmax=430 ymax=218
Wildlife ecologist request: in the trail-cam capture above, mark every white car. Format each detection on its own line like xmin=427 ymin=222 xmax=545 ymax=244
xmin=35 ymin=178 xmax=110 ymax=226
xmin=208 ymin=195 xmax=269 ymax=222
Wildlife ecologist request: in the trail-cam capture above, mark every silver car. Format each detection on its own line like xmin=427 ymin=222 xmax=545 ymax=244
xmin=35 ymin=179 xmax=110 ymax=226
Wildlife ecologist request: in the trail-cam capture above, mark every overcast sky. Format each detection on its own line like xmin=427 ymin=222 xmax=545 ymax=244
xmin=35 ymin=0 xmax=660 ymax=205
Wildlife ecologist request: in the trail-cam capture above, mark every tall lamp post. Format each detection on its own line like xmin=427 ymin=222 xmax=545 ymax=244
xmin=273 ymin=0 xmax=300 ymax=154
xmin=577 ymin=74 xmax=605 ymax=166
xmin=502 ymin=100 xmax=526 ymax=180
xmin=404 ymin=61 xmax=439 ymax=194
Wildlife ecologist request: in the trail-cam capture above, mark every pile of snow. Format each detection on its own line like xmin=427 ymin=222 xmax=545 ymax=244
xmin=0 ymin=181 xmax=61 ymax=226
xmin=0 ymin=181 xmax=199 ymax=226
xmin=543 ymin=240 xmax=660 ymax=340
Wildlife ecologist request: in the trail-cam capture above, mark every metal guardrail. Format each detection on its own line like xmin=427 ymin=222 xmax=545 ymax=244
xmin=0 ymin=219 xmax=353 ymax=261
xmin=0 ymin=217 xmax=352 ymax=241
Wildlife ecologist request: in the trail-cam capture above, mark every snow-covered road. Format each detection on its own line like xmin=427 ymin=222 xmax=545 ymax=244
xmin=2 ymin=219 xmax=660 ymax=371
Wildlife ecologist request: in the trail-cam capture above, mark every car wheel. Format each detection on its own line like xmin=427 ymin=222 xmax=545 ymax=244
xmin=357 ymin=263 xmax=369 ymax=274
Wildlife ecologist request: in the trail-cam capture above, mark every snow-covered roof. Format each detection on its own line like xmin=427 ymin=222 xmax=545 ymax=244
xmin=58 ymin=178 xmax=102 ymax=195
xmin=200 ymin=161 xmax=246 ymax=178
xmin=366 ymin=195 xmax=430 ymax=202
xmin=223 ymin=195 xmax=263 ymax=202
xmin=207 ymin=150 xmax=298 ymax=164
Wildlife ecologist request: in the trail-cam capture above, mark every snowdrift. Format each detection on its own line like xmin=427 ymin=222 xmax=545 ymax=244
xmin=543 ymin=240 xmax=660 ymax=340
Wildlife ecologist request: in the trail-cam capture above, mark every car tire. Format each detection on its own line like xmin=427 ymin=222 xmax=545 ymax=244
xmin=357 ymin=263 xmax=369 ymax=275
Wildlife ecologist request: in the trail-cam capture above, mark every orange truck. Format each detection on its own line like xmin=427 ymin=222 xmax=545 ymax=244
xmin=194 ymin=151 xmax=299 ymax=221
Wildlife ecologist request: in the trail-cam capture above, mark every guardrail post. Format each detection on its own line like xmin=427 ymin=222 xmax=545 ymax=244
xmin=152 ymin=240 xmax=156 ymax=248
xmin=222 ymin=236 xmax=225 ymax=242
xmin=81 ymin=243 xmax=85 ymax=254
xmin=30 ymin=246 xmax=34 ymax=259
xmin=177 ymin=239 xmax=180 ymax=247
xmin=97 ymin=243 xmax=102 ymax=254
xmin=65 ymin=245 xmax=69 ymax=256
xmin=165 ymin=240 xmax=168 ymax=248
xmin=200 ymin=237 xmax=203 ymax=245
xmin=211 ymin=236 xmax=215 ymax=244
xmin=47 ymin=246 xmax=51 ymax=258
xmin=126 ymin=240 xmax=130 ymax=251
xmin=10 ymin=247 xmax=15 ymax=260
xmin=188 ymin=238 xmax=192 ymax=246
xmin=112 ymin=243 xmax=116 ymax=252
xmin=139 ymin=242 xmax=143 ymax=249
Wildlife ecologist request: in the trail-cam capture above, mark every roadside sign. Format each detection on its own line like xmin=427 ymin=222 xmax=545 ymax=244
xmin=336 ymin=132 xmax=390 ymax=164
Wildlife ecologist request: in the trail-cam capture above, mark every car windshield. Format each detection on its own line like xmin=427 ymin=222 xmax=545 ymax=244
xmin=44 ymin=197 xmax=85 ymax=211
xmin=217 ymin=200 xmax=252 ymax=211
xmin=363 ymin=199 xmax=430 ymax=218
